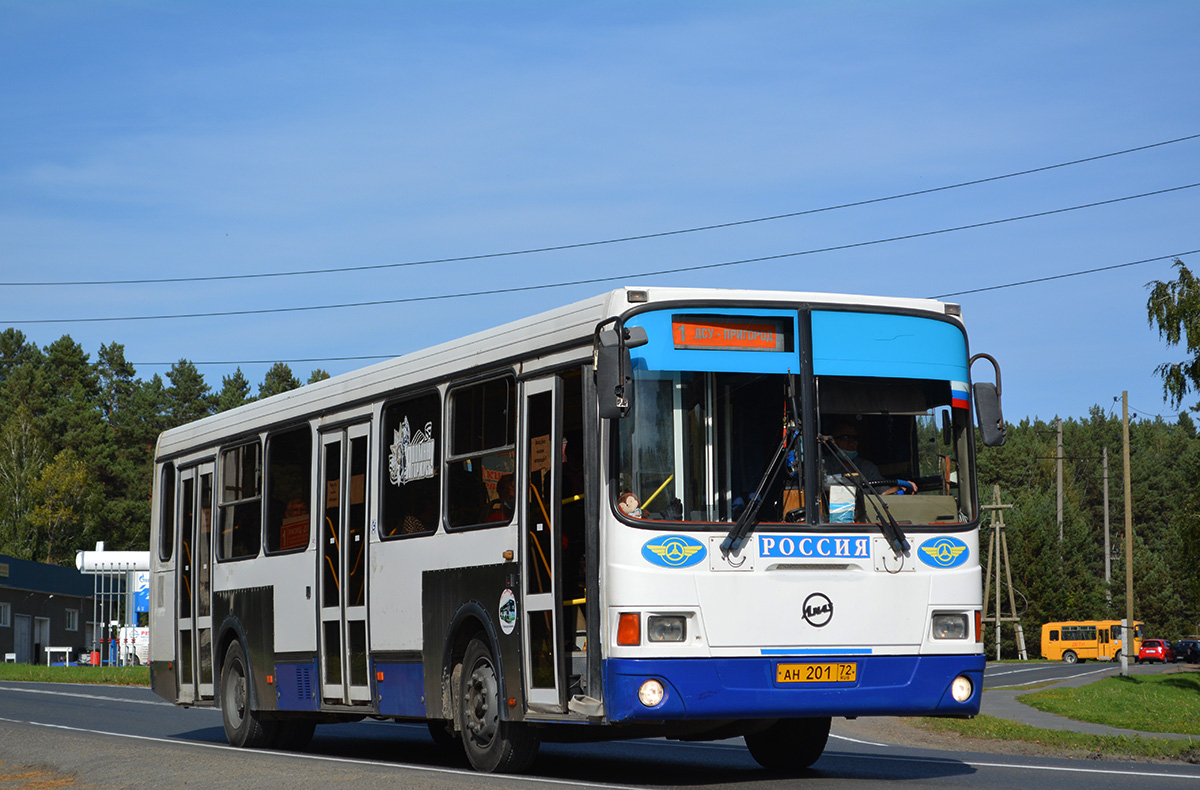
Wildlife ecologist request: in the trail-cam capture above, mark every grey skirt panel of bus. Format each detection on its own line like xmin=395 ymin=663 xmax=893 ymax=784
xmin=422 ymin=564 xmax=524 ymax=723
xmin=213 ymin=586 xmax=276 ymax=713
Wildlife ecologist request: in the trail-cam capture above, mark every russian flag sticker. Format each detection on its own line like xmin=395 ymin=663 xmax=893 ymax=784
xmin=951 ymin=381 xmax=970 ymax=409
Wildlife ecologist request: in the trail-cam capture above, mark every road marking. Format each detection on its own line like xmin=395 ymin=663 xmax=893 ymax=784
xmin=2 ymin=712 xmax=1195 ymax=782
xmin=0 ymin=685 xmax=170 ymax=706
xmin=991 ymin=667 xmax=1116 ymax=688
xmin=829 ymin=732 xmax=889 ymax=747
xmin=0 ymin=717 xmax=644 ymax=789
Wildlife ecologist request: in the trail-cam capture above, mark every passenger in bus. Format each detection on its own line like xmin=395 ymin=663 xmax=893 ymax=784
xmin=486 ymin=474 xmax=516 ymax=523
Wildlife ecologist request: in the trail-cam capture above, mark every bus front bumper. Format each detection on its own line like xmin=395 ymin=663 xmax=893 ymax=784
xmin=602 ymin=654 xmax=985 ymax=723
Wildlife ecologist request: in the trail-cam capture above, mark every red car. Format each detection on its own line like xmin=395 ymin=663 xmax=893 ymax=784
xmin=1136 ymin=638 xmax=1175 ymax=664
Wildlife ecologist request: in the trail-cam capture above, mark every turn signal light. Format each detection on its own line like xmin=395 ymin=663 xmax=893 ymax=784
xmin=617 ymin=613 xmax=641 ymax=645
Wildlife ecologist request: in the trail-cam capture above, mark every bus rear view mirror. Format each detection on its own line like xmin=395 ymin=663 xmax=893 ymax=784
xmin=969 ymin=353 xmax=1006 ymax=447
xmin=595 ymin=325 xmax=648 ymax=420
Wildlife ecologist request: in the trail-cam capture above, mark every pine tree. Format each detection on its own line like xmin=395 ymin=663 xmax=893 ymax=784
xmin=216 ymin=368 xmax=253 ymax=412
xmin=166 ymin=360 xmax=214 ymax=426
xmin=258 ymin=362 xmax=301 ymax=399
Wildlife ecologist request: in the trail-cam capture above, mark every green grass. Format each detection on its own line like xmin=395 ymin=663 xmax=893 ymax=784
xmin=0 ymin=663 xmax=150 ymax=686
xmin=919 ymin=714 xmax=1200 ymax=762
xmin=1019 ymin=672 xmax=1200 ymax=735
xmin=919 ymin=671 xmax=1200 ymax=762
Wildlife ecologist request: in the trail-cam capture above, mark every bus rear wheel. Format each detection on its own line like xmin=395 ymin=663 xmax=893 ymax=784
xmin=745 ymin=717 xmax=831 ymax=772
xmin=220 ymin=641 xmax=277 ymax=748
xmin=1062 ymin=650 xmax=1078 ymax=664
xmin=458 ymin=637 xmax=539 ymax=773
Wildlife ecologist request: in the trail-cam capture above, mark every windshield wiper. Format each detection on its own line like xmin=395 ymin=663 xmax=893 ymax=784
xmin=819 ymin=434 xmax=910 ymax=556
xmin=721 ymin=428 xmax=801 ymax=554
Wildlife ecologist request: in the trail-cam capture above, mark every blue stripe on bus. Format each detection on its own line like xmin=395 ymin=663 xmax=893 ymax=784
xmin=811 ymin=311 xmax=968 ymax=381
xmin=759 ymin=647 xmax=874 ymax=655
xmin=602 ymin=654 xmax=984 ymax=723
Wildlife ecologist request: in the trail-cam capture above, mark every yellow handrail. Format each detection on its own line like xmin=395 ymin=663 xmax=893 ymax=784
xmin=642 ymin=474 xmax=675 ymax=510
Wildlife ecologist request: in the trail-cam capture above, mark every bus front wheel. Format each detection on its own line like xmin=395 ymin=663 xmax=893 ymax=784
xmin=1062 ymin=650 xmax=1078 ymax=664
xmin=220 ymin=641 xmax=277 ymax=748
xmin=459 ymin=637 xmax=539 ymax=773
xmin=745 ymin=717 xmax=831 ymax=772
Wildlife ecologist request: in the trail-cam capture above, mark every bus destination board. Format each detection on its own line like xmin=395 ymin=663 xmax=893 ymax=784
xmin=672 ymin=316 xmax=786 ymax=352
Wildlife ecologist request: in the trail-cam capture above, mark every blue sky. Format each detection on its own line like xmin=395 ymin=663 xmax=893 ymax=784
xmin=2 ymin=1 xmax=1198 ymax=423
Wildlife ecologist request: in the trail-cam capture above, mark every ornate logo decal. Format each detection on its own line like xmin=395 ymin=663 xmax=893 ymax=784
xmin=802 ymin=592 xmax=833 ymax=628
xmin=389 ymin=417 xmax=435 ymax=486
xmin=641 ymin=535 xmax=707 ymax=568
xmin=918 ymin=536 xmax=970 ymax=569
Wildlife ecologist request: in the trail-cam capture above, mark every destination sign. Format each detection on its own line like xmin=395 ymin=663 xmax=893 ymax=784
xmin=672 ymin=316 xmax=786 ymax=352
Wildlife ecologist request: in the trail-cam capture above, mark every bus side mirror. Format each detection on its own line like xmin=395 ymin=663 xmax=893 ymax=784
xmin=595 ymin=325 xmax=647 ymax=420
xmin=969 ymin=353 xmax=1006 ymax=447
xmin=973 ymin=383 xmax=1006 ymax=447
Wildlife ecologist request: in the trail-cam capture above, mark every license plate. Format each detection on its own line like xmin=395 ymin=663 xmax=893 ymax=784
xmin=776 ymin=662 xmax=857 ymax=683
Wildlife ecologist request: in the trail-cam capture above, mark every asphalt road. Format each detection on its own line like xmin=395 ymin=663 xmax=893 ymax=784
xmin=0 ymin=680 xmax=1197 ymax=790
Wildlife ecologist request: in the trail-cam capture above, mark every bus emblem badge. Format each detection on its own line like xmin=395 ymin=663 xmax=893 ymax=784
xmin=642 ymin=535 xmax=707 ymax=568
xmin=918 ymin=537 xmax=969 ymax=569
xmin=802 ymin=593 xmax=833 ymax=627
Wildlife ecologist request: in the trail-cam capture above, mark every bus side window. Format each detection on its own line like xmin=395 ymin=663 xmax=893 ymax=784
xmin=159 ymin=462 xmax=176 ymax=562
xmin=446 ymin=378 xmax=515 ymax=530
xmin=380 ymin=392 xmax=441 ymax=538
xmin=218 ymin=441 xmax=262 ymax=560
xmin=266 ymin=426 xmax=313 ymax=553
xmin=1049 ymin=630 xmax=1058 ymax=641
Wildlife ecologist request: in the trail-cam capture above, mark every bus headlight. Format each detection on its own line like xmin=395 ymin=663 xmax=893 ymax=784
xmin=931 ymin=613 xmax=969 ymax=640
xmin=950 ymin=675 xmax=974 ymax=703
xmin=638 ymin=679 xmax=665 ymax=707
xmin=647 ymin=615 xmax=686 ymax=643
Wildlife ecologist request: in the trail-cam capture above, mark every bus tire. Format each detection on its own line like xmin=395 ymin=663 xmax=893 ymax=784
xmin=459 ymin=637 xmax=539 ymax=773
xmin=745 ymin=716 xmax=831 ymax=772
xmin=220 ymin=641 xmax=277 ymax=748
xmin=1062 ymin=650 xmax=1078 ymax=664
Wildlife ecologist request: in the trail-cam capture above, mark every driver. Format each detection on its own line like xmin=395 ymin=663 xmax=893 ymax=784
xmin=825 ymin=418 xmax=916 ymax=495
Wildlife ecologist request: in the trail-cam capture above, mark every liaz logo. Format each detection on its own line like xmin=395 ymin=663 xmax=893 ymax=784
xmin=919 ymin=537 xmax=970 ymax=569
xmin=642 ymin=535 xmax=707 ymax=568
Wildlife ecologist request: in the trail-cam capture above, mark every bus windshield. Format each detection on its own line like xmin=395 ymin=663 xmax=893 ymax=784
xmin=612 ymin=307 xmax=978 ymax=528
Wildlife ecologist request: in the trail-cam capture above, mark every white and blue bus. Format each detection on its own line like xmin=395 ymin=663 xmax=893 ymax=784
xmin=148 ymin=287 xmax=1005 ymax=773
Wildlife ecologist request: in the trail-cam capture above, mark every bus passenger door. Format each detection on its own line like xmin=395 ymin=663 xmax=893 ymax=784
xmin=318 ymin=424 xmax=372 ymax=706
xmin=521 ymin=377 xmax=565 ymax=711
xmin=177 ymin=462 xmax=215 ymax=703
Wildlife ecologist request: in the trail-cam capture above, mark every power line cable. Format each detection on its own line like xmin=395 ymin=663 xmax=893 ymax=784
xmin=930 ymin=250 xmax=1200 ymax=299
xmin=4 ymin=133 xmax=1199 ymax=288
xmin=6 ymin=182 xmax=1199 ymax=325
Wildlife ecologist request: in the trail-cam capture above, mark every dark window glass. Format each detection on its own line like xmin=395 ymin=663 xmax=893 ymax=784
xmin=380 ymin=393 xmax=441 ymax=538
xmin=158 ymin=463 xmax=175 ymax=562
xmin=448 ymin=378 xmax=515 ymax=529
xmin=218 ymin=442 xmax=262 ymax=560
xmin=266 ymin=427 xmax=312 ymax=553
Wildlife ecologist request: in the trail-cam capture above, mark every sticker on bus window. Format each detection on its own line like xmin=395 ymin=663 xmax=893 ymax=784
xmin=389 ymin=417 xmax=436 ymax=486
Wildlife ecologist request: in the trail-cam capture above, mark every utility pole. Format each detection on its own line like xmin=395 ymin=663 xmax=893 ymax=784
xmin=981 ymin=486 xmax=1025 ymax=661
xmin=1103 ymin=446 xmax=1111 ymax=602
xmin=1056 ymin=417 xmax=1064 ymax=543
xmin=1121 ymin=391 xmax=1134 ymax=676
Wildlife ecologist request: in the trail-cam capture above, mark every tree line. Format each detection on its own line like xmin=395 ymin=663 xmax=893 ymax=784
xmin=0 ymin=328 xmax=327 ymax=564
xmin=2 ymin=316 xmax=1200 ymax=650
xmin=977 ymin=408 xmax=1200 ymax=652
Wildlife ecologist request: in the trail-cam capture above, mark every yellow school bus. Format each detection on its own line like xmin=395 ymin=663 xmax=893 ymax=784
xmin=1041 ymin=620 xmax=1144 ymax=663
